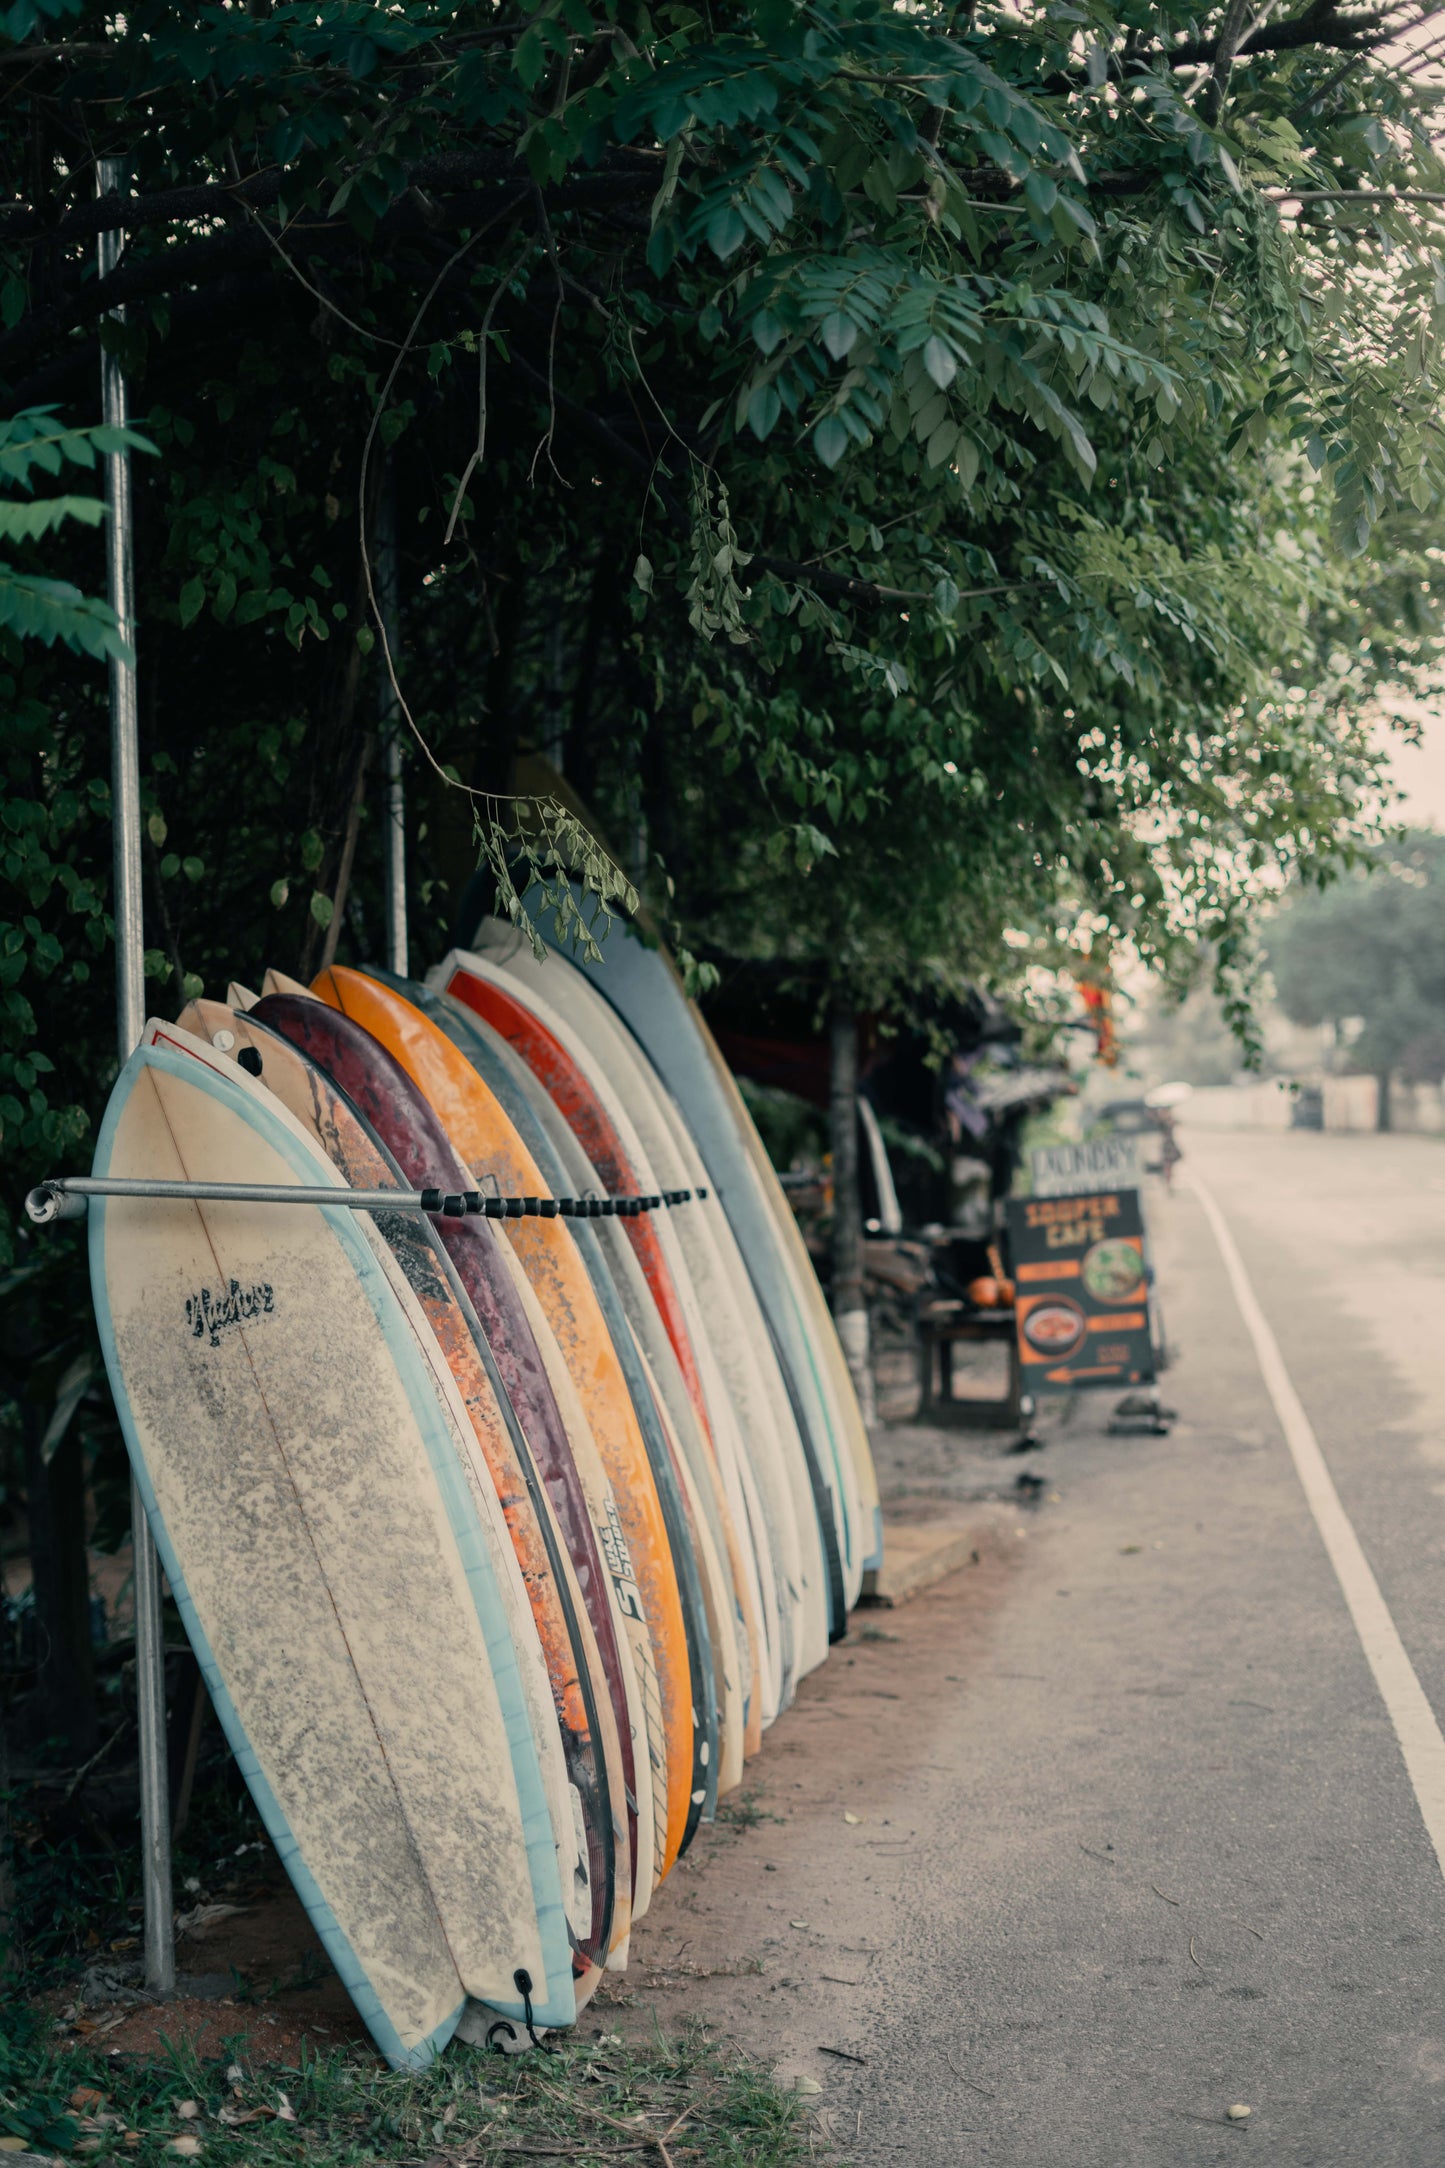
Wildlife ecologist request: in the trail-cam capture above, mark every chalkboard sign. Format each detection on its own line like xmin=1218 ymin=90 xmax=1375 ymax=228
xmin=1005 ymin=1188 xmax=1154 ymax=1394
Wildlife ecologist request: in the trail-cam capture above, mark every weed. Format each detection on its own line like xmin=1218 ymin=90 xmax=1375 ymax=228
xmin=714 ymin=1792 xmax=783 ymax=1833
xmin=258 ymin=1954 xmax=331 ymax=2002
xmin=0 ymin=2002 xmax=825 ymax=2168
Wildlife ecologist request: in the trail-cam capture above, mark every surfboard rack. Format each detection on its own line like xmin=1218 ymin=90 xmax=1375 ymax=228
xmin=26 ymin=1175 xmax=709 ymax=1226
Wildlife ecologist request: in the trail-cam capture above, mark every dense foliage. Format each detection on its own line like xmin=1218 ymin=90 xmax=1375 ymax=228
xmin=4 ymin=0 xmax=1445 ymax=1747
xmin=4 ymin=0 xmax=1445 ymax=1091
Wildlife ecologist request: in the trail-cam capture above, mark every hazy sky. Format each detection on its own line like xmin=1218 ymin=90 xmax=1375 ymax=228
xmin=1387 ymin=708 xmax=1445 ymax=830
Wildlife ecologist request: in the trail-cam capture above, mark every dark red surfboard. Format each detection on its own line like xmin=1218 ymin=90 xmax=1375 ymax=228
xmin=254 ymin=991 xmax=643 ymax=1913
xmin=442 ymin=966 xmax=714 ymax=1439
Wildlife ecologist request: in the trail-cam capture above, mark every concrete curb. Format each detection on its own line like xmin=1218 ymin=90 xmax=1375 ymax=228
xmin=862 ymin=1500 xmax=1016 ymax=1606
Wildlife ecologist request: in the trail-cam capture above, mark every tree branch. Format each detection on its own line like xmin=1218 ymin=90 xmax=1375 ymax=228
xmin=0 ymin=144 xmax=658 ymax=248
xmin=1043 ymin=0 xmax=1397 ymax=91
xmin=1201 ymin=0 xmax=1263 ymax=120
xmin=1267 ymin=186 xmax=1445 ymax=201
xmin=1164 ymin=0 xmax=1392 ymax=65
xmin=0 ymin=172 xmax=651 ymax=387
xmin=750 ymin=556 xmax=932 ymax=604
xmin=0 ymin=38 xmax=112 ymax=65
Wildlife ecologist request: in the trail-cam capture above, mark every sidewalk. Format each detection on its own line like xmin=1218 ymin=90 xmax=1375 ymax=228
xmin=606 ymin=1406 xmax=1042 ymax=2105
xmin=866 ymin=1334 xmax=1068 ymax=1603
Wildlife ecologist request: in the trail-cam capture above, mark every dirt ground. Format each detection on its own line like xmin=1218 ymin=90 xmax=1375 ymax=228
xmin=595 ymin=1499 xmax=1029 ymax=2080
xmin=50 ymin=1883 xmax=372 ymax=2065
xmin=49 ymin=1417 xmax=1032 ymax=2080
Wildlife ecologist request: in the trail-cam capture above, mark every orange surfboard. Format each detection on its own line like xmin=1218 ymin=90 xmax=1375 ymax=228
xmin=309 ymin=966 xmax=700 ymax=1879
xmin=439 ymin=961 xmax=768 ymax=1755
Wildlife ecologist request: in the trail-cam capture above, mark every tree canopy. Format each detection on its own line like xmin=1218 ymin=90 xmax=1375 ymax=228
xmin=1266 ymin=830 xmax=1445 ymax=1079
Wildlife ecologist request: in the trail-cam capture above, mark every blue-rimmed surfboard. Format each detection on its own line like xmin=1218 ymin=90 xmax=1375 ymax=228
xmin=463 ymin=906 xmax=875 ymax=1622
xmin=89 ymin=1023 xmax=573 ymax=2066
xmin=173 ymin=994 xmax=629 ymax=1987
xmin=423 ymin=958 xmax=802 ymax=1723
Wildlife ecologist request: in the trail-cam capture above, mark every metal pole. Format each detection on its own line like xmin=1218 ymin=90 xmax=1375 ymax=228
xmin=98 ymin=156 xmax=174 ymax=1998
xmin=829 ymin=995 xmax=875 ymax=1425
xmin=384 ymin=735 xmax=407 ymax=977
xmin=376 ymin=470 xmax=407 ymax=976
xmin=26 ymin=1175 xmax=708 ymax=1225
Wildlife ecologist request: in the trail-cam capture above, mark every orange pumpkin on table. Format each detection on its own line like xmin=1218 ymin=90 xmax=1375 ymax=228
xmin=966 ymin=1248 xmax=1016 ymax=1309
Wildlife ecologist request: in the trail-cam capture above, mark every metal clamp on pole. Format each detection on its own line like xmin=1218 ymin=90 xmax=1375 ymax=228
xmin=26 ymin=1185 xmax=89 ymax=1225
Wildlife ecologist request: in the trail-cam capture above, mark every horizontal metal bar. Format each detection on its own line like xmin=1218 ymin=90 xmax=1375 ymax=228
xmin=26 ymin=1175 xmax=707 ymax=1228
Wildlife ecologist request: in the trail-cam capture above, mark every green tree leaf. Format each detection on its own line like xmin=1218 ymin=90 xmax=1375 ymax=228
xmin=814 ymin=416 xmax=849 ymax=468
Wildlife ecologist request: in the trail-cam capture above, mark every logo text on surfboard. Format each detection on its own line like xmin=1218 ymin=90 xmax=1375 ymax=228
xmin=599 ymin=1497 xmax=645 ymax=1624
xmin=186 ymin=1279 xmax=275 ymax=1347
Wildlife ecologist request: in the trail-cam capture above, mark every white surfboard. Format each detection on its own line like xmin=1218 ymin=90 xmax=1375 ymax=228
xmin=437 ymin=942 xmax=829 ymax=1680
xmin=91 ymin=1028 xmax=571 ymax=2065
xmin=433 ymin=953 xmax=795 ymax=1724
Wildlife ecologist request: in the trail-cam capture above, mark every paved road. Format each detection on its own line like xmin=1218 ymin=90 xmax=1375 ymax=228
xmin=625 ymin=1129 xmax=1445 ymax=2163
xmin=851 ymin=1130 xmax=1445 ymax=2164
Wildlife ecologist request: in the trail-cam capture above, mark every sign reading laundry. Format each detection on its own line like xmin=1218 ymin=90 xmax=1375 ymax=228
xmin=1005 ymin=1188 xmax=1154 ymax=1393
xmin=185 ymin=1278 xmax=275 ymax=1347
xmin=1029 ymin=1135 xmax=1142 ymax=1198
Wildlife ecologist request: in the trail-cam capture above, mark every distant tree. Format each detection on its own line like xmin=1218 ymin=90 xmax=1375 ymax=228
xmin=1121 ymin=981 xmax=1242 ymax=1091
xmin=1265 ymin=834 xmax=1445 ymax=1082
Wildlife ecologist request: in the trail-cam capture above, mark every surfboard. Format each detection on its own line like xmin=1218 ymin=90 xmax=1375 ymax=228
xmin=304 ymin=967 xmax=703 ymax=1884
xmin=698 ymin=1023 xmax=885 ymax=1577
xmin=432 ymin=951 xmax=800 ymax=1723
xmin=642 ymin=1039 xmax=829 ymax=1682
xmin=481 ymin=897 xmax=874 ymax=1611
xmin=175 ymin=995 xmax=627 ymax=1978
xmin=249 ymin=989 xmax=658 ymax=1917
xmin=91 ymin=1026 xmax=569 ymax=2065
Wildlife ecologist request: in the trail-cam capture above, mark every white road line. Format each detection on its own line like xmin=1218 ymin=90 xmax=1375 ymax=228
xmin=1188 ymin=1170 xmax=1445 ymax=1878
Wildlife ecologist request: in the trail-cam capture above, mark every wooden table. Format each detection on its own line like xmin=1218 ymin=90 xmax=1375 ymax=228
xmin=917 ymin=1298 xmax=1022 ymax=1425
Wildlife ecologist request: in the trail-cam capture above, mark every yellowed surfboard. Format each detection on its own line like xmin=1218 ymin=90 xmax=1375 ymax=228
xmin=91 ymin=1025 xmax=570 ymax=2065
xmin=306 ymin=968 xmax=700 ymax=1883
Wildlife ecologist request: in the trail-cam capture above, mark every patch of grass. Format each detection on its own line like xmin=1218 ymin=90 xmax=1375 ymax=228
xmin=7 ymin=1757 xmax=270 ymax=1991
xmin=854 ymin=1627 xmax=897 ymax=1644
xmin=0 ymin=2005 xmax=823 ymax=2168
xmin=713 ymin=1793 xmax=783 ymax=1834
